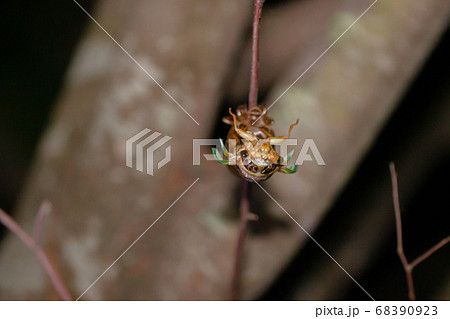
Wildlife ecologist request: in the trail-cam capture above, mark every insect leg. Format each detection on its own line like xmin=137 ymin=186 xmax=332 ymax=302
xmin=280 ymin=163 xmax=299 ymax=174
xmin=212 ymin=148 xmax=235 ymax=165
xmin=266 ymin=119 xmax=299 ymax=145
xmin=229 ymin=108 xmax=258 ymax=142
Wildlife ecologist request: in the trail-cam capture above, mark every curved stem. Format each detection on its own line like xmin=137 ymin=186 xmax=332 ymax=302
xmin=410 ymin=236 xmax=450 ymax=269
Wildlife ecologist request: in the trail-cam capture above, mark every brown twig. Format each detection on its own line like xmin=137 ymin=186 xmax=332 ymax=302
xmin=389 ymin=162 xmax=449 ymax=301
xmin=248 ymin=0 xmax=265 ymax=109
xmin=230 ymin=180 xmax=251 ymax=300
xmin=0 ymin=205 xmax=72 ymax=301
xmin=410 ymin=237 xmax=450 ymax=269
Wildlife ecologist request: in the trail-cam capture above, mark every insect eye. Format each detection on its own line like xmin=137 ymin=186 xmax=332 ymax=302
xmin=240 ymin=150 xmax=248 ymax=158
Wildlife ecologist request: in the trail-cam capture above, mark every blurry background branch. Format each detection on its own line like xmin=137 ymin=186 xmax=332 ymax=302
xmin=0 ymin=203 xmax=72 ymax=300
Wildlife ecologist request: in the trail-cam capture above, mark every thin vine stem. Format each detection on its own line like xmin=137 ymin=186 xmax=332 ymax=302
xmin=0 ymin=206 xmax=72 ymax=301
xmin=248 ymin=0 xmax=265 ymax=109
xmin=230 ymin=180 xmax=250 ymax=300
xmin=230 ymin=0 xmax=265 ymax=301
xmin=409 ymin=237 xmax=450 ymax=269
xmin=389 ymin=162 xmax=449 ymax=301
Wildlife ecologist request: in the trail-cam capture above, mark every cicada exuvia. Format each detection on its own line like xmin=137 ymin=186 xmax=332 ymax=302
xmin=213 ymin=104 xmax=299 ymax=182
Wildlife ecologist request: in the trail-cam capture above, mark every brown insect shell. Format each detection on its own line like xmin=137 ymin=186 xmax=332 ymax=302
xmin=222 ymin=105 xmax=281 ymax=182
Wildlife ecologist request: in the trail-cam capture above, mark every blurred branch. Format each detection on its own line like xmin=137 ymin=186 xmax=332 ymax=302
xmin=0 ymin=204 xmax=72 ymax=301
xmin=410 ymin=237 xmax=450 ymax=269
xmin=390 ymin=163 xmax=450 ymax=301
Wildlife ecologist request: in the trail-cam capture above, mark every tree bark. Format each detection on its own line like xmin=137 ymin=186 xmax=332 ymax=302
xmin=0 ymin=0 xmax=252 ymax=300
xmin=0 ymin=0 xmax=449 ymax=300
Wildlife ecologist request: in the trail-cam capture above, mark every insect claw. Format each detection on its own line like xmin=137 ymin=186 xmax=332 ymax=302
xmin=219 ymin=139 xmax=230 ymax=157
xmin=286 ymin=149 xmax=294 ymax=163
xmin=280 ymin=164 xmax=299 ymax=174
xmin=280 ymin=149 xmax=295 ymax=165
xmin=267 ymin=119 xmax=300 ymax=145
xmin=212 ymin=148 xmax=233 ymax=165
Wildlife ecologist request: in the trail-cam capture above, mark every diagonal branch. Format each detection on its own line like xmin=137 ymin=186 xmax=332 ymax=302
xmin=0 ymin=205 xmax=72 ymax=301
xmin=410 ymin=236 xmax=450 ymax=269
